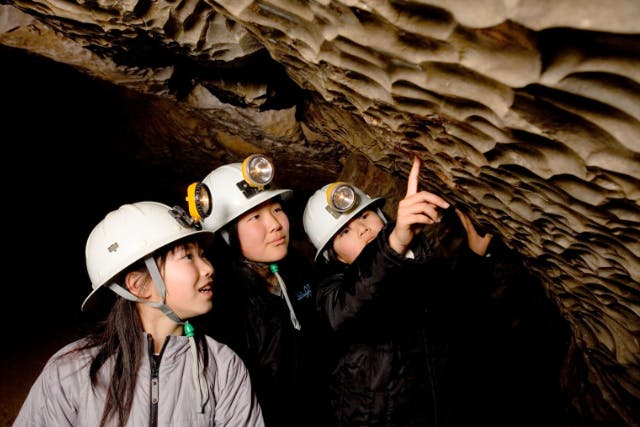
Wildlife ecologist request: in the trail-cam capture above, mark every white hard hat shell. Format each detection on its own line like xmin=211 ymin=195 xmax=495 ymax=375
xmin=303 ymin=183 xmax=385 ymax=261
xmin=82 ymin=201 xmax=213 ymax=312
xmin=200 ymin=163 xmax=293 ymax=233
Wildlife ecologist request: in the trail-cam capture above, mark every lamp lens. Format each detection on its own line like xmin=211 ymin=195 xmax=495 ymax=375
xmin=196 ymin=182 xmax=212 ymax=218
xmin=331 ymin=184 xmax=356 ymax=212
xmin=246 ymin=155 xmax=273 ymax=186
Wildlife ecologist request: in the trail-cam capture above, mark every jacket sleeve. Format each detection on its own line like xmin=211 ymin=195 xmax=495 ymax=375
xmin=316 ymin=222 xmax=432 ymax=332
xmin=212 ymin=341 xmax=265 ymax=427
xmin=452 ymin=237 xmax=514 ymax=299
xmin=12 ymin=353 xmax=77 ymax=427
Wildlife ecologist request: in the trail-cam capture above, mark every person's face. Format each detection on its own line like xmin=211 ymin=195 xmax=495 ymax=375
xmin=162 ymin=241 xmax=215 ymax=319
xmin=237 ymin=200 xmax=290 ymax=263
xmin=332 ymin=209 xmax=384 ymax=264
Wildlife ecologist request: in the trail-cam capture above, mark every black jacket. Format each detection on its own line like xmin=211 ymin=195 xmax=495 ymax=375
xmin=197 ymin=248 xmax=330 ymax=427
xmin=316 ymin=217 xmax=569 ymax=427
xmin=442 ymin=237 xmax=571 ymax=427
xmin=315 ymin=223 xmax=452 ymax=427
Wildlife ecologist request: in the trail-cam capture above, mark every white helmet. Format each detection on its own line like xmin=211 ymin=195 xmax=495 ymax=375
xmin=303 ymin=182 xmax=385 ymax=261
xmin=195 ymin=157 xmax=292 ymax=240
xmin=82 ymin=201 xmax=213 ymax=312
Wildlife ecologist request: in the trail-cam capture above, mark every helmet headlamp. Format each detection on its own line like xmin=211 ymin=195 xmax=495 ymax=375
xmin=186 ymin=181 xmax=212 ymax=222
xmin=242 ymin=154 xmax=274 ymax=189
xmin=326 ymin=182 xmax=358 ymax=213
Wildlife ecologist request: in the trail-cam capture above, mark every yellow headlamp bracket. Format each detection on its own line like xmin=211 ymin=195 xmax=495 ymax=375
xmin=186 ymin=181 xmax=212 ymax=223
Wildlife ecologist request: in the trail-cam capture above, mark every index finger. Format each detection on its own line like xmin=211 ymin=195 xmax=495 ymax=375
xmin=406 ymin=155 xmax=421 ymax=196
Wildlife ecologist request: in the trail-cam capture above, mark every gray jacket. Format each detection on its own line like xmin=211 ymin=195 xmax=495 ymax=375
xmin=13 ymin=334 xmax=264 ymax=426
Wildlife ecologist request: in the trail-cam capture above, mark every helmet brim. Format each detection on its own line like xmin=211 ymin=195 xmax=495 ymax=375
xmin=81 ymin=283 xmax=117 ymax=316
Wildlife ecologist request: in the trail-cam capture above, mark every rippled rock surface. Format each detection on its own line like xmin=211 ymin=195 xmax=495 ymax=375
xmin=2 ymin=1 xmax=639 ymax=424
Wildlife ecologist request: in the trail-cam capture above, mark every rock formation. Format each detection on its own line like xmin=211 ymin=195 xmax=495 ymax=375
xmin=1 ymin=1 xmax=639 ymax=425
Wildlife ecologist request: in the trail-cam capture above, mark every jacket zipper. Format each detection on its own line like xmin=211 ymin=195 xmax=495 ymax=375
xmin=148 ymin=335 xmax=160 ymax=427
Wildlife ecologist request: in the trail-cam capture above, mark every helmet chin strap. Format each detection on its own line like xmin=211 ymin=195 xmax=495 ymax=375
xmin=107 ymin=256 xmax=184 ymax=324
xmin=142 ymin=256 xmax=185 ymax=324
xmin=220 ymin=228 xmax=231 ymax=245
xmin=269 ymin=263 xmax=301 ymax=331
xmin=377 ymin=207 xmax=387 ymax=224
xmin=107 ymin=255 xmax=208 ymax=413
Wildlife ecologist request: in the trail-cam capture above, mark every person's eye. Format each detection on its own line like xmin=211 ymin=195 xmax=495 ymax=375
xmin=172 ymin=248 xmax=186 ymax=258
xmin=361 ymin=212 xmax=369 ymax=219
xmin=183 ymin=253 xmax=194 ymax=260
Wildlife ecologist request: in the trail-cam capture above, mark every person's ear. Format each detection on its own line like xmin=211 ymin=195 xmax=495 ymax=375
xmin=125 ymin=271 xmax=150 ymax=297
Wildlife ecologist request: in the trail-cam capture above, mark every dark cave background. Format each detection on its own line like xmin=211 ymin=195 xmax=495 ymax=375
xmin=1 ymin=45 xmax=579 ymax=426
xmin=3 ymin=46 xmax=171 ymax=319
xmin=1 ymin=46 xmax=181 ymax=425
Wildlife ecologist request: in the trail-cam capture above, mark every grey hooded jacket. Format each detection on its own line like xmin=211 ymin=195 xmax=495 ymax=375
xmin=13 ymin=333 xmax=264 ymax=426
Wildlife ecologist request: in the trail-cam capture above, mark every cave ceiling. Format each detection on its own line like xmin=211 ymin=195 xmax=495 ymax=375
xmin=1 ymin=0 xmax=639 ymax=424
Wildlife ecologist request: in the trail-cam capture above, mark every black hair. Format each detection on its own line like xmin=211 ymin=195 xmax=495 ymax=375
xmin=62 ymin=235 xmax=210 ymax=427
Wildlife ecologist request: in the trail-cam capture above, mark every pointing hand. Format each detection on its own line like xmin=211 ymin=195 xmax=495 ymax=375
xmin=389 ymin=156 xmax=450 ymax=255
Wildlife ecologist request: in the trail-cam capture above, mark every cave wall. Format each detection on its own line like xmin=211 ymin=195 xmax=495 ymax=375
xmin=1 ymin=1 xmax=639 ymax=425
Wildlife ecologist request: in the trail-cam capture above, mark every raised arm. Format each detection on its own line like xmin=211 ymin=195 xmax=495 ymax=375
xmin=388 ymin=156 xmax=450 ymax=255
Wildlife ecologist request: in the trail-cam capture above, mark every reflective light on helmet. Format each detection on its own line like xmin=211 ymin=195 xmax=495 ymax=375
xmin=326 ymin=182 xmax=358 ymax=213
xmin=242 ymin=154 xmax=274 ymax=188
xmin=186 ymin=181 xmax=212 ymax=222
